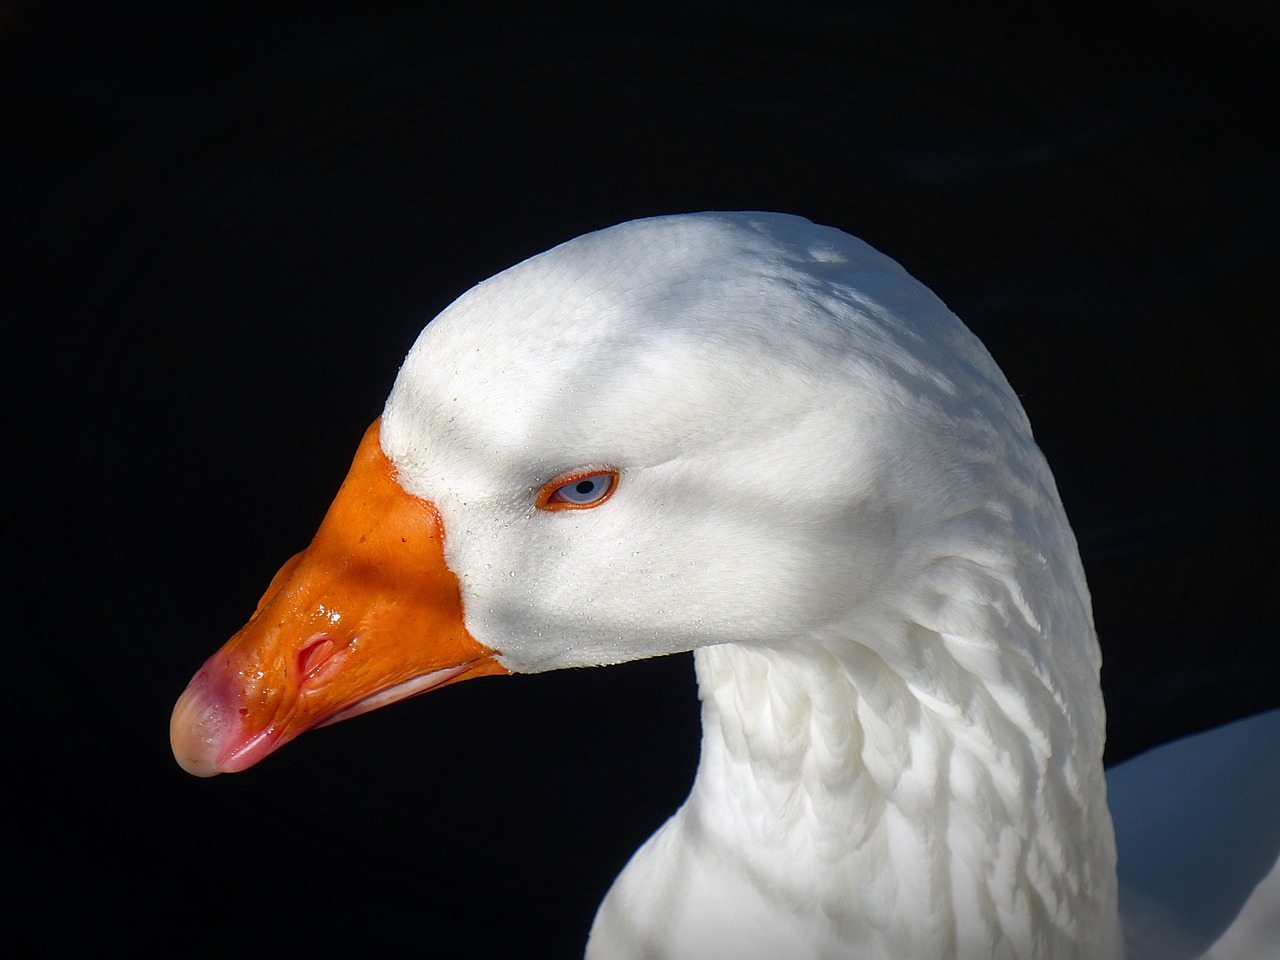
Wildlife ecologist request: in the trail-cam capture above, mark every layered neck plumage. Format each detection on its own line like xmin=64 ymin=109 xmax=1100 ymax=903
xmin=678 ymin=531 xmax=1123 ymax=960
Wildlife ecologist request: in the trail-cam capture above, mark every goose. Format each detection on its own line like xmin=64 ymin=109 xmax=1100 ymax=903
xmin=170 ymin=212 xmax=1279 ymax=959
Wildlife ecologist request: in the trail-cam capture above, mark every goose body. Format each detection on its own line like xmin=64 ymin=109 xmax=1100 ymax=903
xmin=171 ymin=212 xmax=1275 ymax=958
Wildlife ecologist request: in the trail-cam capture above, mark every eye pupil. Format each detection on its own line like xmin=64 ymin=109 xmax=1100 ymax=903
xmin=575 ymin=480 xmax=595 ymax=495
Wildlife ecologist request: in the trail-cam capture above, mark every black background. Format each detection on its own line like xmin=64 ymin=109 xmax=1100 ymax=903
xmin=6 ymin=4 xmax=1277 ymax=956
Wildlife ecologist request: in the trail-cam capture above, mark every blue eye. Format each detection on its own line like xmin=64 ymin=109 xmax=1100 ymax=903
xmin=538 ymin=470 xmax=619 ymax=510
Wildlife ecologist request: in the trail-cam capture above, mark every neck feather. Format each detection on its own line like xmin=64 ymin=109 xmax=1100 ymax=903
xmin=683 ymin=542 xmax=1122 ymax=959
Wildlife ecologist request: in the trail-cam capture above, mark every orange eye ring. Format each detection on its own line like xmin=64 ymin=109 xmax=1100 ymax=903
xmin=536 ymin=468 xmax=620 ymax=511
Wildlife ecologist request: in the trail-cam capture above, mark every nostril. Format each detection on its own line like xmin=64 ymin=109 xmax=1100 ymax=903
xmin=298 ymin=636 xmax=337 ymax=683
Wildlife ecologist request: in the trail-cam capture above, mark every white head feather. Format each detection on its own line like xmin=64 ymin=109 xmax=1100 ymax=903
xmin=381 ymin=212 xmax=1119 ymax=958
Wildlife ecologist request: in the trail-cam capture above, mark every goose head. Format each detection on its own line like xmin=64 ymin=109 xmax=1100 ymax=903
xmin=170 ymin=213 xmax=928 ymax=764
xmin=171 ymin=212 xmax=1117 ymax=957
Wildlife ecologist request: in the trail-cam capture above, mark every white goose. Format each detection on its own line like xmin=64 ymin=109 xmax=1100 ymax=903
xmin=170 ymin=212 xmax=1278 ymax=959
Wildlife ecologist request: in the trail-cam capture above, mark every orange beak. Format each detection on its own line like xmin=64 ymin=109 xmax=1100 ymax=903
xmin=169 ymin=418 xmax=508 ymax=777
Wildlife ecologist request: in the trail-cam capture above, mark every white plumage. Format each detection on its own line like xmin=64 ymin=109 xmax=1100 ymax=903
xmin=382 ymin=212 xmax=1117 ymax=957
xmin=172 ymin=212 xmax=1279 ymax=959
